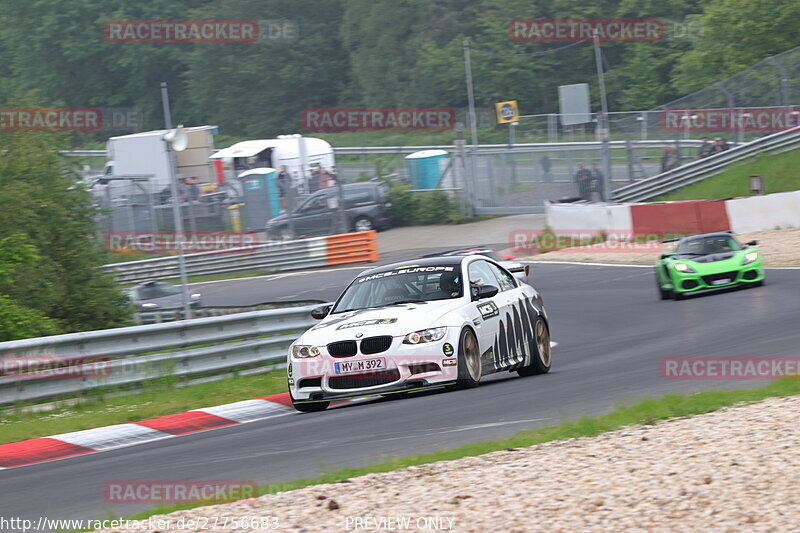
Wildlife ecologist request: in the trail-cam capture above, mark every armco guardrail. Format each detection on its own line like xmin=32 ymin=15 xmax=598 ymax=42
xmin=64 ymin=140 xmax=699 ymax=159
xmin=135 ymin=300 xmax=324 ymax=324
xmin=613 ymin=128 xmax=800 ymax=202
xmin=102 ymin=230 xmax=378 ymax=284
xmin=0 ymin=305 xmax=321 ymax=405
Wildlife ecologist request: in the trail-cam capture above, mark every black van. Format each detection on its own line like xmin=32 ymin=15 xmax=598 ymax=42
xmin=265 ymin=181 xmax=392 ymax=239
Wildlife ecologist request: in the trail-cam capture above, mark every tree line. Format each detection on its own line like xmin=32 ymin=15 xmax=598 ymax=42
xmin=0 ymin=0 xmax=798 ymax=142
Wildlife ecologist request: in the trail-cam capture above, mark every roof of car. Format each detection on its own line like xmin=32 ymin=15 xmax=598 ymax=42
xmin=421 ymin=247 xmax=493 ymax=258
xmin=664 ymin=231 xmax=735 ymax=243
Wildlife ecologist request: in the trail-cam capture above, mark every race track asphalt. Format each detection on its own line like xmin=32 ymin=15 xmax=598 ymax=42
xmin=3 ymin=263 xmax=799 ymax=526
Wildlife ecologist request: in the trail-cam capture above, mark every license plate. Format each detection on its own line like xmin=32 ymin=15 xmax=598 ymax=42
xmin=334 ymin=358 xmax=386 ymax=374
xmin=711 ymin=278 xmax=730 ymax=285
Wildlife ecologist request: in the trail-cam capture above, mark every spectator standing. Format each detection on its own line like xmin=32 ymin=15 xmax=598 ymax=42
xmin=329 ymin=164 xmax=340 ymax=186
xmin=661 ymin=146 xmax=679 ymax=173
xmin=277 ymin=165 xmax=291 ymax=212
xmin=713 ymin=138 xmax=730 ymax=154
xmin=319 ymin=166 xmax=332 ymax=189
xmin=158 ymin=186 xmax=172 ymax=205
xmin=309 ymin=163 xmax=321 ymax=193
xmin=574 ymin=163 xmax=592 ymax=201
xmin=698 ymin=137 xmax=714 ymax=158
xmin=589 ymin=163 xmax=604 ymax=202
xmin=185 ymin=176 xmax=201 ymax=201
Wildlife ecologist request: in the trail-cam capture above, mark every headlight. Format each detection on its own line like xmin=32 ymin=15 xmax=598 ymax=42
xmin=403 ymin=327 xmax=447 ymax=344
xmin=291 ymin=345 xmax=321 ymax=358
xmin=674 ymin=263 xmax=696 ymax=273
xmin=743 ymin=251 xmax=758 ymax=265
xmin=141 ymin=302 xmax=159 ymax=309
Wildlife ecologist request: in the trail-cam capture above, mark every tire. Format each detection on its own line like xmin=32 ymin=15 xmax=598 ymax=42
xmin=455 ymin=328 xmax=481 ymax=388
xmin=656 ymin=274 xmax=671 ymax=300
xmin=517 ymin=317 xmax=552 ymax=377
xmin=353 ymin=216 xmax=373 ymax=232
xmin=290 ymin=393 xmax=329 ymax=412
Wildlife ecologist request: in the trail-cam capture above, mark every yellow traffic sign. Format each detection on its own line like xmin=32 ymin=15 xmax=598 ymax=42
xmin=495 ymin=100 xmax=519 ymax=124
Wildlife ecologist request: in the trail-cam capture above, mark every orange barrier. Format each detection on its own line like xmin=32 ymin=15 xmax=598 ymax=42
xmin=325 ymin=230 xmax=379 ymax=266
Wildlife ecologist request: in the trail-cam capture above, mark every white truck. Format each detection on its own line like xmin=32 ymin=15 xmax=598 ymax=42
xmin=209 ymin=136 xmax=335 ymax=195
xmin=100 ymin=125 xmax=218 ymax=191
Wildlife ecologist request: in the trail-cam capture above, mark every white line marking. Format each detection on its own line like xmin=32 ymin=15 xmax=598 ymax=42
xmin=550 ymin=341 xmax=558 ymax=348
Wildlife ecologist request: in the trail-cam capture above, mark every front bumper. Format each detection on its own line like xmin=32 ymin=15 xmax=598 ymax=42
xmin=288 ymin=330 xmax=460 ymax=403
xmin=671 ymin=262 xmax=764 ymax=293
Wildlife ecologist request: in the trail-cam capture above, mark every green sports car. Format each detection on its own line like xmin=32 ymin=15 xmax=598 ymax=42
xmin=655 ymin=231 xmax=764 ymax=300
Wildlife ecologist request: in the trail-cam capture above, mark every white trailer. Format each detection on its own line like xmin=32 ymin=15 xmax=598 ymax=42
xmin=209 ymin=136 xmax=334 ymax=194
xmin=103 ymin=125 xmax=218 ymax=191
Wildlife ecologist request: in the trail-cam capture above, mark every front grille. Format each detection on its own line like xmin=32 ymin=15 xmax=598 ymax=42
xmin=327 ymin=341 xmax=357 ymax=357
xmin=702 ymin=271 xmax=738 ymax=286
xmin=298 ymin=377 xmax=322 ymax=388
xmin=328 ymin=369 xmax=401 ymax=390
xmin=360 ymin=336 xmax=392 ymax=355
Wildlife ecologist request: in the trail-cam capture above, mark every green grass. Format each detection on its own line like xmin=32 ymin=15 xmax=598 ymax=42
xmin=0 ymin=369 xmax=289 ymax=445
xmin=655 ymin=147 xmax=800 ymax=201
xmin=63 ymin=378 xmax=800 ymax=531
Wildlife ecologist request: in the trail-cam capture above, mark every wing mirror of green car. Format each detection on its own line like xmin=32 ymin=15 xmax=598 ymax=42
xmin=746 ymin=240 xmax=758 ymax=246
xmin=660 ymin=253 xmax=675 ymax=259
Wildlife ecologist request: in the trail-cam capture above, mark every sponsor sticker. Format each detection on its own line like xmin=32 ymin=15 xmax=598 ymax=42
xmin=442 ymin=343 xmax=454 ymax=356
xmin=442 ymin=358 xmax=457 ymax=367
xmin=357 ymin=266 xmax=456 ymax=283
xmin=477 ymin=301 xmax=500 ymax=319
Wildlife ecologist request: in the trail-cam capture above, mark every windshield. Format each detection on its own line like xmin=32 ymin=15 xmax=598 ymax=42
xmin=136 ymin=282 xmax=182 ymax=300
xmin=675 ymin=236 xmax=742 ymax=256
xmin=333 ymin=265 xmax=463 ymax=313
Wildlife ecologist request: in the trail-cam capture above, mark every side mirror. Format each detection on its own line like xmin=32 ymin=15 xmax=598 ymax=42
xmin=660 ymin=253 xmax=675 ymax=259
xmin=503 ymin=254 xmax=515 ymax=260
xmin=746 ymin=240 xmax=758 ymax=246
xmin=471 ymin=284 xmax=499 ymax=301
xmin=311 ymin=304 xmax=332 ymax=320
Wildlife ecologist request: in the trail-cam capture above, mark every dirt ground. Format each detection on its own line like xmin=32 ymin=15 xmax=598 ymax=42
xmin=522 ymin=228 xmax=800 ymax=266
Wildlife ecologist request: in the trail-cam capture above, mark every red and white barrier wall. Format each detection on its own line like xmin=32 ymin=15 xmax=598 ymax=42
xmin=545 ymin=190 xmax=800 ymax=236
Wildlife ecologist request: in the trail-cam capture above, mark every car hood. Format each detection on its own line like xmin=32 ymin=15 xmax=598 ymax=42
xmin=675 ymin=250 xmax=744 ymax=263
xmin=299 ymin=299 xmax=466 ymax=345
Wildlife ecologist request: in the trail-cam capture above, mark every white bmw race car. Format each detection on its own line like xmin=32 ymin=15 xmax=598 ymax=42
xmin=287 ymin=255 xmax=552 ymax=412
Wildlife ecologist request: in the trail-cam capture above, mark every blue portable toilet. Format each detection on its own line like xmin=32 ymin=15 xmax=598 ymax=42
xmin=237 ymin=168 xmax=281 ymax=231
xmin=405 ymin=150 xmax=449 ymax=189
